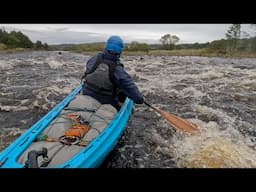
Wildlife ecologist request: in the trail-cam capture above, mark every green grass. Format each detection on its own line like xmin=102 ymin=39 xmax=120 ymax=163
xmin=1 ymin=46 xmax=255 ymax=58
xmin=74 ymin=49 xmax=256 ymax=58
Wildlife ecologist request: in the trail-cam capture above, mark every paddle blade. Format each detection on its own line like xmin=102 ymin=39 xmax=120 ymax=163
xmin=157 ymin=109 xmax=200 ymax=133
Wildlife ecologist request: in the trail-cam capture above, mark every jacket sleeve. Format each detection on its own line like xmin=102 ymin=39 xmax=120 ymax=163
xmin=114 ymin=65 xmax=144 ymax=104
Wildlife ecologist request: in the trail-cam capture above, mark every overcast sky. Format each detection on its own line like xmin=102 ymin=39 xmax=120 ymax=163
xmin=0 ymin=24 xmax=253 ymax=45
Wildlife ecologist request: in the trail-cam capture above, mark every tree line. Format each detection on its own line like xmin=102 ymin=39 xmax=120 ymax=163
xmin=158 ymin=24 xmax=256 ymax=53
xmin=207 ymin=24 xmax=256 ymax=55
xmin=0 ymin=29 xmax=49 ymax=50
xmin=1 ymin=25 xmax=255 ymax=56
xmin=63 ymin=24 xmax=256 ymax=54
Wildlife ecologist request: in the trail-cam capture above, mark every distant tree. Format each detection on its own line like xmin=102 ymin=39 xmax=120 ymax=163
xmin=129 ymin=41 xmax=139 ymax=51
xmin=0 ymin=29 xmax=9 ymax=44
xmin=138 ymin=43 xmax=150 ymax=54
xmin=160 ymin=34 xmax=170 ymax=49
xmin=252 ymin=37 xmax=256 ymax=52
xmin=0 ymin=29 xmax=33 ymax=48
xmin=43 ymin=43 xmax=49 ymax=50
xmin=6 ymin=33 xmax=20 ymax=48
xmin=171 ymin=35 xmax=180 ymax=48
xmin=15 ymin=31 xmax=33 ymax=48
xmin=160 ymin=34 xmax=180 ymax=50
xmin=226 ymin=24 xmax=241 ymax=39
xmin=249 ymin=24 xmax=256 ymax=51
xmin=225 ymin=24 xmax=241 ymax=53
xmin=127 ymin=41 xmax=150 ymax=53
xmin=73 ymin=43 xmax=105 ymax=52
xmin=208 ymin=39 xmax=227 ymax=54
xmin=175 ymin=42 xmax=209 ymax=50
xmin=35 ymin=40 xmax=43 ymax=49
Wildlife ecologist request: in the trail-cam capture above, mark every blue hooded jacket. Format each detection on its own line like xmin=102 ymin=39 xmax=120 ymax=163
xmin=82 ymin=49 xmax=144 ymax=110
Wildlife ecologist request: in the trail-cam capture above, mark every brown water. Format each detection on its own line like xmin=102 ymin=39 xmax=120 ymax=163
xmin=0 ymin=51 xmax=256 ymax=168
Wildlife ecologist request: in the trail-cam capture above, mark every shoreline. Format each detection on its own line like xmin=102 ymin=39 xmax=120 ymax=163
xmin=1 ymin=49 xmax=256 ymax=59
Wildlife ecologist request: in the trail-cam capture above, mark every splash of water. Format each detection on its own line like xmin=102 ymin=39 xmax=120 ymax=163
xmin=45 ymin=55 xmax=65 ymax=69
xmin=153 ymin=118 xmax=256 ymax=168
xmin=179 ymin=138 xmax=256 ymax=168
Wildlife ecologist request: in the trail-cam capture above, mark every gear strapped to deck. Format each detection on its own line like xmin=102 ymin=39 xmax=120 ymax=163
xmin=36 ymin=113 xmax=90 ymax=146
xmin=59 ymin=113 xmax=90 ymax=145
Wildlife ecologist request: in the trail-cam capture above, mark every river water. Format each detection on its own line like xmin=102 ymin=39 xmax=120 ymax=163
xmin=0 ymin=51 xmax=256 ymax=168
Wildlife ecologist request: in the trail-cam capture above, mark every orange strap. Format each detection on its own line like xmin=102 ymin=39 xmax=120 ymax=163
xmin=64 ymin=124 xmax=90 ymax=138
xmin=66 ymin=113 xmax=81 ymax=124
xmin=65 ymin=113 xmax=90 ymax=138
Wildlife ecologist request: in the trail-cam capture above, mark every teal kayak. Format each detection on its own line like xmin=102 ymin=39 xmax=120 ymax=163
xmin=0 ymin=84 xmax=134 ymax=168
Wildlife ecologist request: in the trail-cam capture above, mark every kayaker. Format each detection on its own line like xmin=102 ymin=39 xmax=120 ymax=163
xmin=82 ymin=35 xmax=144 ymax=110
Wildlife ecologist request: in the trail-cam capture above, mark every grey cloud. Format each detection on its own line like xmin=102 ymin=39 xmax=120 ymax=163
xmin=1 ymin=24 xmax=250 ymax=44
xmin=55 ymin=27 xmax=69 ymax=32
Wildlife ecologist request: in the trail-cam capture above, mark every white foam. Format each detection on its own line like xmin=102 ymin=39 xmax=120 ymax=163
xmin=198 ymin=70 xmax=224 ymax=80
xmin=238 ymin=79 xmax=256 ymax=89
xmin=45 ymin=56 xmax=65 ymax=69
xmin=0 ymin=104 xmax=29 ymax=112
xmin=180 ymin=87 xmax=205 ymax=98
xmin=0 ymin=60 xmax=14 ymax=70
xmin=154 ymin=118 xmax=256 ymax=168
xmin=32 ymin=85 xmax=73 ymax=111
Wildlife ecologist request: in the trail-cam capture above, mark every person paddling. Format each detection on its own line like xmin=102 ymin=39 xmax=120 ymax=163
xmin=82 ymin=35 xmax=144 ymax=111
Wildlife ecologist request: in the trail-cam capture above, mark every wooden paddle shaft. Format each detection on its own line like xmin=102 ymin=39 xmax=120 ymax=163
xmin=144 ymin=101 xmax=199 ymax=133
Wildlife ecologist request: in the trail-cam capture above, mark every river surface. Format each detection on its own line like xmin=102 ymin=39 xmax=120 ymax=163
xmin=0 ymin=51 xmax=256 ymax=168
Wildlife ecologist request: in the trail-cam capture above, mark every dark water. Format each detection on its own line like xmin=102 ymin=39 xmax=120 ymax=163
xmin=1 ymin=51 xmax=256 ymax=167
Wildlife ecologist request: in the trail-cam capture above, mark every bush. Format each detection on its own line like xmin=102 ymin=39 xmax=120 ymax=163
xmin=0 ymin=43 xmax=7 ymax=50
xmin=0 ymin=29 xmax=47 ymax=50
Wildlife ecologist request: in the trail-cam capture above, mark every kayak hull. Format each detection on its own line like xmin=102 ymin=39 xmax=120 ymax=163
xmin=0 ymin=84 xmax=133 ymax=168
